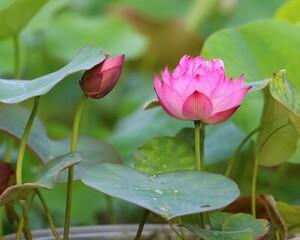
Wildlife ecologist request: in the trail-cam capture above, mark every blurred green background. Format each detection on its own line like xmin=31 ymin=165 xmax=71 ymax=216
xmin=0 ymin=0 xmax=299 ymax=234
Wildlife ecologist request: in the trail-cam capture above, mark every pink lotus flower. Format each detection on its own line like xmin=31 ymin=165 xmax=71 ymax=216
xmin=154 ymin=55 xmax=251 ymax=124
xmin=80 ymin=54 xmax=125 ymax=99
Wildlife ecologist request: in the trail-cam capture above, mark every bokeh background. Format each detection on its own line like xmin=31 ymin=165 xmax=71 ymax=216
xmin=0 ymin=0 xmax=299 ymax=234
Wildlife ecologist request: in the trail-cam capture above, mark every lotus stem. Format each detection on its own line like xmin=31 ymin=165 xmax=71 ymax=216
xmin=0 ymin=207 xmax=3 ymax=237
xmin=226 ymin=127 xmax=261 ymax=177
xmin=251 ymin=156 xmax=259 ymax=218
xmin=15 ymin=194 xmax=36 ymax=240
xmin=16 ymin=200 xmax=33 ymax=240
xmin=20 ymin=201 xmax=32 ymax=240
xmin=251 ymin=122 xmax=289 ymax=217
xmin=63 ymin=94 xmax=88 ymax=240
xmin=200 ymin=124 xmax=205 ymax=163
xmin=169 ymin=222 xmax=185 ymax=240
xmin=194 ymin=121 xmax=205 ymax=229
xmin=194 ymin=121 xmax=203 ymax=171
xmin=35 ymin=190 xmax=62 ymax=240
xmin=105 ymin=195 xmax=116 ymax=224
xmin=1 ymin=33 xmax=20 ymax=237
xmin=16 ymin=96 xmax=40 ymax=185
xmin=134 ymin=210 xmax=149 ymax=240
xmin=178 ymin=217 xmax=186 ymax=240
xmin=16 ymin=216 xmax=24 ymax=240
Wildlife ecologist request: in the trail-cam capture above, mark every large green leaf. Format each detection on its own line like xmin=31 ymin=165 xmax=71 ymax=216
xmin=290 ymin=115 xmax=300 ymax=136
xmin=185 ymin=213 xmax=269 ymax=240
xmin=134 ymin=136 xmax=195 ymax=174
xmin=247 ymin=80 xmax=270 ymax=92
xmin=0 ymin=46 xmax=105 ymax=103
xmin=269 ymin=71 xmax=300 ymax=134
xmin=184 ymin=225 xmax=254 ymax=240
xmin=289 ymin=141 xmax=300 ymax=163
xmin=0 ymin=0 xmax=48 ymax=39
xmin=0 ymin=105 xmax=122 ymax=179
xmin=82 ymin=163 xmax=240 ymax=220
xmin=277 ymin=201 xmax=300 ymax=234
xmin=209 ymin=212 xmax=232 ymax=231
xmin=202 ymin=20 xmax=300 ymax=130
xmin=175 ymin=122 xmax=246 ymax=164
xmin=45 ymin=13 xmax=147 ymax=61
xmin=255 ymin=72 xmax=299 ymax=166
xmin=270 ymin=72 xmax=300 ymax=163
xmin=202 ymin=20 xmax=300 ymax=91
xmin=222 ymin=213 xmax=269 ymax=239
xmin=0 ymin=39 xmax=14 ymax=75
xmin=219 ymin=0 xmax=285 ymax=29
xmin=275 ymin=0 xmax=300 ymax=24
xmin=254 ymin=96 xmax=297 ymax=167
xmin=0 ymin=153 xmax=81 ymax=206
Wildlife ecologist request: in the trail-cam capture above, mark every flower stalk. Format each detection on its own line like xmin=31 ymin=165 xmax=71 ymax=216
xmin=134 ymin=210 xmax=149 ymax=240
xmin=35 ymin=190 xmax=62 ymax=240
xmin=194 ymin=120 xmax=205 ymax=229
xmin=14 ymin=96 xmax=40 ymax=238
xmin=63 ymin=94 xmax=88 ymax=240
xmin=16 ymin=200 xmax=32 ymax=240
xmin=194 ymin=121 xmax=202 ymax=171
xmin=105 ymin=195 xmax=116 ymax=224
xmin=16 ymin=215 xmax=24 ymax=240
xmin=251 ymin=156 xmax=259 ymax=217
xmin=226 ymin=127 xmax=261 ymax=177
xmin=20 ymin=201 xmax=32 ymax=240
xmin=251 ymin=123 xmax=289 ymax=217
xmin=0 ymin=207 xmax=3 ymax=237
xmin=16 ymin=96 xmax=40 ymax=185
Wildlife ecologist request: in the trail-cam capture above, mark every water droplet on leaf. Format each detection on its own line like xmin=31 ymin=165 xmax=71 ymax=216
xmin=159 ymin=207 xmax=169 ymax=212
xmin=155 ymin=189 xmax=163 ymax=195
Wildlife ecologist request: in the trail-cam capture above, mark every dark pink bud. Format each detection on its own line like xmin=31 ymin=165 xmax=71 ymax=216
xmin=80 ymin=54 xmax=125 ymax=99
xmin=0 ymin=162 xmax=14 ymax=195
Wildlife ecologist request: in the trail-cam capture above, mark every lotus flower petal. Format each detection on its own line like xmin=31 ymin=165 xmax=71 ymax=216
xmin=213 ymin=86 xmax=251 ymax=113
xmin=182 ymin=91 xmax=213 ymax=120
xmin=154 ymin=76 xmax=185 ymax=119
xmin=204 ymin=106 xmax=239 ymax=124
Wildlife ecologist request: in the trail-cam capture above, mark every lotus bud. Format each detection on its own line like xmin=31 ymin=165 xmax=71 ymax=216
xmin=0 ymin=162 xmax=14 ymax=195
xmin=80 ymin=54 xmax=125 ymax=99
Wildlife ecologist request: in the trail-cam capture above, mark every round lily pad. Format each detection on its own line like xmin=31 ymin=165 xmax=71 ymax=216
xmin=82 ymin=163 xmax=240 ymax=220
